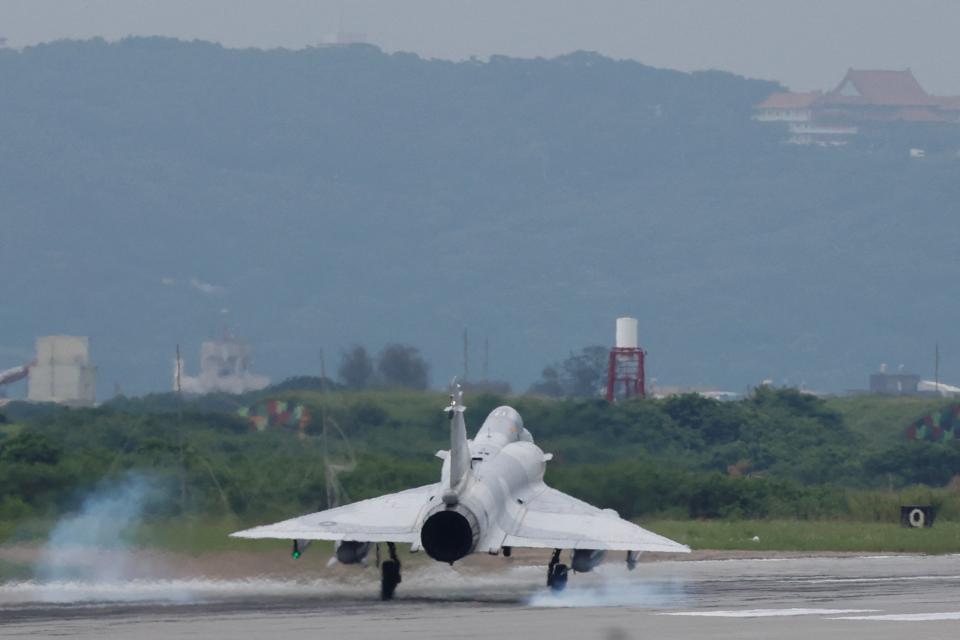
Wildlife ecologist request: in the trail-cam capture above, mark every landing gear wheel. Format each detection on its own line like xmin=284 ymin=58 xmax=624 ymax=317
xmin=546 ymin=548 xmax=569 ymax=592
xmin=380 ymin=542 xmax=401 ymax=601
xmin=548 ymin=563 xmax=569 ymax=592
xmin=381 ymin=560 xmax=401 ymax=600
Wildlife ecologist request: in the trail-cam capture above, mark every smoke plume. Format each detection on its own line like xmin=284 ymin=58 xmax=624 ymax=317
xmin=35 ymin=472 xmax=161 ymax=585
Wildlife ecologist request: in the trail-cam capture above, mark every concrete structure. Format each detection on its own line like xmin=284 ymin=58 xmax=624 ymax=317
xmin=27 ymin=336 xmax=96 ymax=406
xmin=755 ymin=68 xmax=960 ymax=145
xmin=176 ymin=336 xmax=270 ymax=395
xmin=869 ymin=367 xmax=921 ymax=395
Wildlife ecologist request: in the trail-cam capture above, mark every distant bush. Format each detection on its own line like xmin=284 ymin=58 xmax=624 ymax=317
xmin=3 ymin=387 xmax=960 ymax=535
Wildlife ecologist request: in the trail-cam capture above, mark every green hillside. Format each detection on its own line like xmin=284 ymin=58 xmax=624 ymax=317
xmin=826 ymin=395 xmax=957 ymax=450
xmin=2 ymin=38 xmax=959 ymax=395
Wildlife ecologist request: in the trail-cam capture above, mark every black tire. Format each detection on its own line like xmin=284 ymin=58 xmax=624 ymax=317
xmin=549 ymin=563 xmax=569 ymax=592
xmin=381 ymin=560 xmax=401 ymax=600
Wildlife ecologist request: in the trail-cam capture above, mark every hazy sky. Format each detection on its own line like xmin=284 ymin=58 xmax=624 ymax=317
xmin=3 ymin=0 xmax=960 ymax=94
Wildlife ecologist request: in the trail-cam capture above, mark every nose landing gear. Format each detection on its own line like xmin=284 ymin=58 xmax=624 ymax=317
xmin=380 ymin=542 xmax=402 ymax=600
xmin=546 ymin=548 xmax=569 ymax=592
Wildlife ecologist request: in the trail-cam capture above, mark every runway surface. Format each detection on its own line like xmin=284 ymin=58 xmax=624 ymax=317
xmin=2 ymin=554 xmax=960 ymax=639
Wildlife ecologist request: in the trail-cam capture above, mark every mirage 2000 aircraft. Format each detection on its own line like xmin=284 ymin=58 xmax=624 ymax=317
xmin=231 ymin=386 xmax=690 ymax=599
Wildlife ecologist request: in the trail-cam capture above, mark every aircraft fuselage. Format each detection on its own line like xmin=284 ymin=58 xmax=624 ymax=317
xmin=419 ymin=406 xmax=548 ymax=562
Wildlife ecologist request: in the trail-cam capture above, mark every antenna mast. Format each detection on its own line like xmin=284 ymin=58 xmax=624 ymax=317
xmin=319 ymin=348 xmax=327 ymax=392
xmin=318 ymin=348 xmax=353 ymax=509
xmin=935 ymin=342 xmax=940 ymax=394
xmin=483 ymin=337 xmax=489 ymax=381
xmin=463 ymin=328 xmax=469 ymax=383
xmin=175 ymin=343 xmax=186 ymax=510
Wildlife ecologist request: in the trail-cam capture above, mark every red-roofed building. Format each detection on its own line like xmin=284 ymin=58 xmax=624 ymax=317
xmin=825 ymin=69 xmax=933 ymax=106
xmin=755 ymin=68 xmax=960 ymax=145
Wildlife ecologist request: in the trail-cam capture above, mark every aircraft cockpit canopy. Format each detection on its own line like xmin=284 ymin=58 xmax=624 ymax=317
xmin=479 ymin=406 xmax=534 ymax=443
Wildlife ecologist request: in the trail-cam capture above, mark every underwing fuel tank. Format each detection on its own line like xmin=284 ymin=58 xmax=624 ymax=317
xmin=335 ymin=541 xmax=372 ymax=565
xmin=571 ymin=549 xmax=606 ymax=572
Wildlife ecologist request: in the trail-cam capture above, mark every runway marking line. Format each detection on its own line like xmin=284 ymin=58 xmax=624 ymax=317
xmin=830 ymin=612 xmax=960 ymax=622
xmin=797 ymin=575 xmax=960 ymax=584
xmin=659 ymin=608 xmax=879 ymax=618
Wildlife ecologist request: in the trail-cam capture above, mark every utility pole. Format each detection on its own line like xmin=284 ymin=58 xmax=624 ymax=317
xmin=319 ymin=348 xmax=327 ymax=392
xmin=483 ymin=337 xmax=489 ymax=382
xmin=463 ymin=329 xmax=469 ymax=384
xmin=318 ymin=346 xmax=335 ymax=508
xmin=176 ymin=344 xmax=187 ymax=512
xmin=935 ymin=342 xmax=940 ymax=395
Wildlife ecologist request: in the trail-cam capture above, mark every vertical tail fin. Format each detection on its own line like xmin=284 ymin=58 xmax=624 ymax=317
xmin=446 ymin=382 xmax=471 ymax=491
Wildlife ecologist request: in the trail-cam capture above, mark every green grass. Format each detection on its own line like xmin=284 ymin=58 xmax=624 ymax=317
xmin=645 ymin=518 xmax=960 ymax=553
xmin=4 ymin=517 xmax=960 ymax=562
xmin=0 ymin=558 xmax=31 ymax=581
xmin=0 ymin=518 xmax=55 ymax=545
xmin=288 ymin=389 xmax=448 ymax=420
xmin=0 ymin=423 xmax=23 ymax=438
xmin=131 ymin=517 xmax=327 ymax=554
xmin=826 ymin=395 xmax=954 ymax=450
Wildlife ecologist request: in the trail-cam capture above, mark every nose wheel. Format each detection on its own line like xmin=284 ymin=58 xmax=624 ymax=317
xmin=380 ymin=542 xmax=401 ymax=600
xmin=546 ymin=548 xmax=569 ymax=592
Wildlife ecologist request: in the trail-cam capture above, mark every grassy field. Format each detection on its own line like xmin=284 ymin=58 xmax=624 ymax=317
xmin=131 ymin=517 xmax=328 ymax=554
xmin=0 ymin=516 xmax=301 ymax=554
xmin=646 ymin=519 xmax=960 ymax=554
xmin=3 ymin=518 xmax=959 ymax=582
xmin=5 ymin=516 xmax=960 ymax=556
xmin=0 ymin=559 xmax=31 ymax=581
xmin=155 ymin=517 xmax=960 ymax=555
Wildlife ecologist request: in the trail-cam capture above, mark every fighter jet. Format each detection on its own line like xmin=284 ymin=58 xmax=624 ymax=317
xmin=231 ymin=386 xmax=690 ymax=599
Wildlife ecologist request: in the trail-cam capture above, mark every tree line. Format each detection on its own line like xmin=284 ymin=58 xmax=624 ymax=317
xmin=3 ymin=386 xmax=959 ymax=534
xmin=337 ymin=343 xmax=430 ymax=390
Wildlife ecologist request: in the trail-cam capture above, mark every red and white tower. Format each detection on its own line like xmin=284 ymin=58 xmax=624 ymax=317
xmin=606 ymin=317 xmax=646 ymax=402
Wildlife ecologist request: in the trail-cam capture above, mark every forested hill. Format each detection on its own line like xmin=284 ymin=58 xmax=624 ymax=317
xmin=2 ymin=38 xmax=958 ymax=395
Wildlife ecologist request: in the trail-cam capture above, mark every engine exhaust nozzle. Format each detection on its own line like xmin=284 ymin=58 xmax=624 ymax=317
xmin=420 ymin=504 xmax=480 ymax=563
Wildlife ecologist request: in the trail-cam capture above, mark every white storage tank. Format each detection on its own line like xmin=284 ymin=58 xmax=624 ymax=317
xmin=615 ymin=317 xmax=638 ymax=349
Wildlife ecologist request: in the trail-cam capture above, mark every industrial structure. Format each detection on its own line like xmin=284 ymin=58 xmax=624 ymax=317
xmin=867 ymin=363 xmax=960 ymax=398
xmin=869 ymin=364 xmax=921 ymax=395
xmin=0 ymin=362 xmax=32 ymax=388
xmin=605 ymin=317 xmax=646 ymax=402
xmin=175 ymin=333 xmax=270 ymax=395
xmin=0 ymin=361 xmax=33 ymax=404
xmin=26 ymin=336 xmax=97 ymax=406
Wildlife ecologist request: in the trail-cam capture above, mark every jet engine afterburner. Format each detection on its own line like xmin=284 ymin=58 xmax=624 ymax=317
xmin=420 ymin=504 xmax=480 ymax=563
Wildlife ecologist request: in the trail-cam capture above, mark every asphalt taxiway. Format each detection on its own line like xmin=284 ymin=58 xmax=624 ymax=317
xmin=2 ymin=554 xmax=959 ymax=639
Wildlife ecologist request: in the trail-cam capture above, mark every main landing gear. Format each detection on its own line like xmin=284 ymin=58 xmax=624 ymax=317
xmin=380 ymin=542 xmax=402 ymax=600
xmin=546 ymin=548 xmax=569 ymax=592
